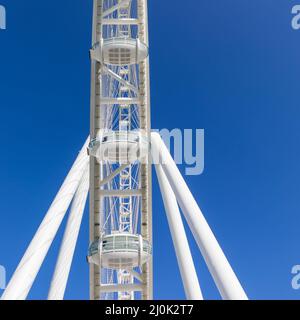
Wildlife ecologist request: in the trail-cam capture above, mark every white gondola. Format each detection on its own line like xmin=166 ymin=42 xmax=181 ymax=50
xmin=90 ymin=37 xmax=148 ymax=66
xmin=88 ymin=130 xmax=149 ymax=164
xmin=87 ymin=233 xmax=152 ymax=269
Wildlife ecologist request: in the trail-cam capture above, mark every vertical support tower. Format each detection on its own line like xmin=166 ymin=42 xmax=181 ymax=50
xmin=88 ymin=0 xmax=152 ymax=300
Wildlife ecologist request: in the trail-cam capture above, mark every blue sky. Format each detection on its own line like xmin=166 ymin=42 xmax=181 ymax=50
xmin=0 ymin=0 xmax=300 ymax=300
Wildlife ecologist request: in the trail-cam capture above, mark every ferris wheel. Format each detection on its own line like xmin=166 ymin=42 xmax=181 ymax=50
xmin=88 ymin=0 xmax=153 ymax=300
xmin=1 ymin=0 xmax=248 ymax=301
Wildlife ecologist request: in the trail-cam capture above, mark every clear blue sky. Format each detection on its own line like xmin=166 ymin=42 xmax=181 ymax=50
xmin=0 ymin=0 xmax=300 ymax=300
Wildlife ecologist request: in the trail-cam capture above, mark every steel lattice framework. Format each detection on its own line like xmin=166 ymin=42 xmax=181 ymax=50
xmin=89 ymin=0 xmax=152 ymax=300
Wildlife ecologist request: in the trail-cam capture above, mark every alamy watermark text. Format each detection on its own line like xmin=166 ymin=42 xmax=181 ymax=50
xmin=292 ymin=265 xmax=300 ymax=290
xmin=0 ymin=265 xmax=6 ymax=290
xmin=0 ymin=4 xmax=6 ymax=30
xmin=292 ymin=5 xmax=300 ymax=29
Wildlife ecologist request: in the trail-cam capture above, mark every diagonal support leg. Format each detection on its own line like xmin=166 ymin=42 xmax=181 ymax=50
xmin=48 ymin=164 xmax=90 ymax=300
xmin=155 ymin=164 xmax=203 ymax=300
xmin=1 ymin=138 xmax=90 ymax=300
xmin=151 ymin=132 xmax=248 ymax=300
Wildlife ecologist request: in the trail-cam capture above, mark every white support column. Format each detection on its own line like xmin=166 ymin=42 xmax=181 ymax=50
xmin=151 ymin=132 xmax=248 ymax=300
xmin=48 ymin=164 xmax=90 ymax=300
xmin=155 ymin=164 xmax=203 ymax=300
xmin=1 ymin=138 xmax=90 ymax=300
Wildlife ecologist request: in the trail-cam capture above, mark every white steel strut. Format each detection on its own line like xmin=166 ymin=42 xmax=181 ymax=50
xmin=155 ymin=164 xmax=203 ymax=300
xmin=48 ymin=166 xmax=90 ymax=300
xmin=1 ymin=139 xmax=89 ymax=300
xmin=151 ymin=132 xmax=248 ymax=300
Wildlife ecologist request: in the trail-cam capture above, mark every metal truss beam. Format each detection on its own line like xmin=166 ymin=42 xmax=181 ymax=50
xmin=98 ymin=189 xmax=142 ymax=197
xmin=102 ymin=18 xmax=139 ymax=25
xmin=99 ymin=284 xmax=144 ymax=293
xmin=101 ymin=66 xmax=139 ymax=95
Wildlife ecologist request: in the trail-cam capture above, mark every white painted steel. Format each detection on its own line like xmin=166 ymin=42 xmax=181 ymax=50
xmin=99 ymin=189 xmax=142 ymax=197
xmin=88 ymin=233 xmax=151 ymax=269
xmin=88 ymin=131 xmax=149 ymax=164
xmin=126 ymin=269 xmax=143 ymax=282
xmin=90 ymin=0 xmax=153 ymax=300
xmin=99 ymin=97 xmax=141 ymax=105
xmin=99 ymin=283 xmax=143 ymax=293
xmin=151 ymin=133 xmax=248 ymax=301
xmin=102 ymin=0 xmax=131 ymax=18
xmin=48 ymin=165 xmax=90 ymax=300
xmin=99 ymin=164 xmax=128 ymax=187
xmin=101 ymin=65 xmax=139 ymax=94
xmin=90 ymin=38 xmax=148 ymax=66
xmin=1 ymin=0 xmax=250 ymax=301
xmin=102 ymin=19 xmax=139 ymax=25
xmin=155 ymin=164 xmax=203 ymax=300
xmin=1 ymin=138 xmax=89 ymax=300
